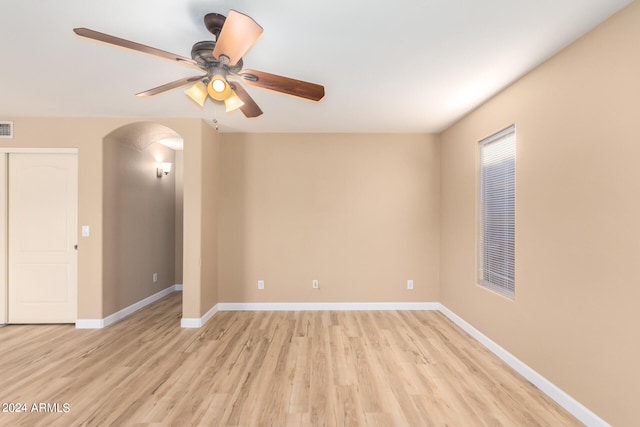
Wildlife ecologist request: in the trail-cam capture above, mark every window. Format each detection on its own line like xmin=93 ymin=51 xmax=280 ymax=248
xmin=479 ymin=125 xmax=515 ymax=298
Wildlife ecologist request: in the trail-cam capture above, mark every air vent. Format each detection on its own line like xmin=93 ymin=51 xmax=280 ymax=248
xmin=0 ymin=121 xmax=13 ymax=139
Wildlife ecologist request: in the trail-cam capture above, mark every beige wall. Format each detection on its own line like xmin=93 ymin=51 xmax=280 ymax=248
xmin=201 ymin=123 xmax=220 ymax=313
xmin=182 ymin=120 xmax=220 ymax=318
xmin=0 ymin=117 xmax=200 ymax=319
xmin=175 ymin=150 xmax=184 ymax=284
xmin=1 ymin=118 xmax=115 ymax=318
xmin=103 ymin=133 xmax=176 ymax=316
xmin=218 ymin=133 xmax=440 ymax=303
xmin=4 ymin=3 xmax=639 ymax=421
xmin=440 ymin=2 xmax=640 ymax=425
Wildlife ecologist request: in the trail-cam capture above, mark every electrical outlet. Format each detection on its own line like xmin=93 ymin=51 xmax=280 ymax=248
xmin=153 ymin=273 xmax=158 ymax=283
xmin=312 ymin=279 xmax=319 ymax=289
xmin=258 ymin=280 xmax=265 ymax=290
xmin=407 ymin=279 xmax=414 ymax=290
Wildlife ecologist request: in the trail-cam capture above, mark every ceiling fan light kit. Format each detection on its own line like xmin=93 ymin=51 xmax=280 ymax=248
xmin=73 ymin=10 xmax=325 ymax=118
xmin=223 ymin=91 xmax=245 ymax=112
xmin=207 ymin=75 xmax=232 ymax=101
xmin=185 ymin=81 xmax=208 ymax=107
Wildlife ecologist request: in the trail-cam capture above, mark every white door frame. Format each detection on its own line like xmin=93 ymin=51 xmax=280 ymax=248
xmin=0 ymin=148 xmax=78 ymax=325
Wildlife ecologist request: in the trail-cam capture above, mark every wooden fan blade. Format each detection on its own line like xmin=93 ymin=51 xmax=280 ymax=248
xmin=212 ymin=10 xmax=263 ymax=67
xmin=73 ymin=28 xmax=200 ymax=70
xmin=136 ymin=75 xmax=205 ymax=97
xmin=239 ymin=70 xmax=325 ymax=101
xmin=229 ymin=82 xmax=263 ymax=118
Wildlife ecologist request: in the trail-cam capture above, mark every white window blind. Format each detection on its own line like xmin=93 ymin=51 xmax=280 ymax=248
xmin=479 ymin=126 xmax=515 ymax=298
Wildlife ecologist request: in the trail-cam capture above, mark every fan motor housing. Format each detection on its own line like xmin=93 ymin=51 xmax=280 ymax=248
xmin=191 ymin=40 xmax=243 ymax=72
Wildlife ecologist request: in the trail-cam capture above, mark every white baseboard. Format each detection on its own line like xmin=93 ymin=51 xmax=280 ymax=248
xmin=75 ymin=318 xmax=105 ymax=329
xmin=438 ymin=304 xmax=610 ymax=427
xmin=218 ymin=302 xmax=439 ymax=311
xmin=181 ymin=303 xmax=219 ymax=328
xmin=179 ymin=302 xmax=437 ymax=328
xmin=76 ymin=284 xmax=181 ymax=329
xmin=73 ymin=288 xmax=608 ymax=425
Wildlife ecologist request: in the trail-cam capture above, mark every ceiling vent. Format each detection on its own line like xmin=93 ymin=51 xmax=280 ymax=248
xmin=0 ymin=121 xmax=13 ymax=139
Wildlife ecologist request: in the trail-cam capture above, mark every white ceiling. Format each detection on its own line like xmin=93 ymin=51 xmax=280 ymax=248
xmin=0 ymin=0 xmax=632 ymax=133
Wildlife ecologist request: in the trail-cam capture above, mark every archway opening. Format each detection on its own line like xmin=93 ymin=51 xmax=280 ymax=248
xmin=102 ymin=122 xmax=184 ymax=319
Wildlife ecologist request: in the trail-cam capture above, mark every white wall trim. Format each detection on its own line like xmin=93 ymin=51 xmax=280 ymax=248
xmin=179 ymin=302 xmax=438 ymax=327
xmin=181 ymin=303 xmax=219 ymax=328
xmin=437 ymin=304 xmax=610 ymax=427
xmin=75 ymin=318 xmax=105 ymax=329
xmin=218 ymin=302 xmax=440 ymax=311
xmin=74 ymin=291 xmax=607 ymax=425
xmin=76 ymin=284 xmax=180 ymax=329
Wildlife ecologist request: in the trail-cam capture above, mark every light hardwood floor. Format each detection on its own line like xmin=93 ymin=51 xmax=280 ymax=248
xmin=0 ymin=292 xmax=580 ymax=426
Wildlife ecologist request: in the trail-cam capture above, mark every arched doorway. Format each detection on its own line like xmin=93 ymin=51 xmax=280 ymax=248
xmin=102 ymin=122 xmax=184 ymax=321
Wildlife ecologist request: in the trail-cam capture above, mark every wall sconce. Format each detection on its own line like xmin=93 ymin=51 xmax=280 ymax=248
xmin=156 ymin=162 xmax=172 ymax=178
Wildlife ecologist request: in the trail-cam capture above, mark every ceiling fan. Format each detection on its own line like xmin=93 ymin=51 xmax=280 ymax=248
xmin=73 ymin=10 xmax=325 ymax=118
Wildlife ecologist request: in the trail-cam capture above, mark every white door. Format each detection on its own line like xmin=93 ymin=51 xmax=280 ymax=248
xmin=8 ymin=153 xmax=78 ymax=323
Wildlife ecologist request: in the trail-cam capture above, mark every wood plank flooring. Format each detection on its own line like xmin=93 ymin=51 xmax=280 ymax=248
xmin=0 ymin=292 xmax=581 ymax=426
